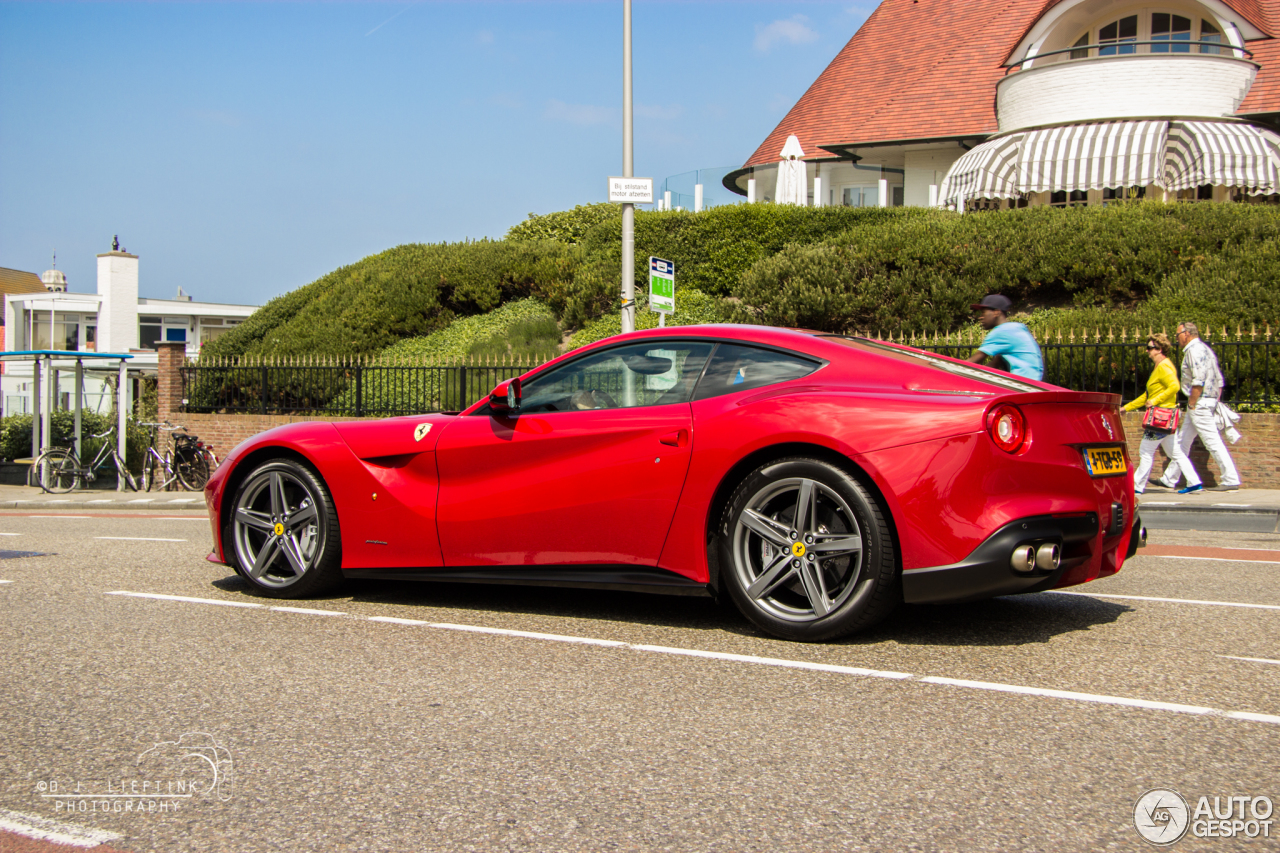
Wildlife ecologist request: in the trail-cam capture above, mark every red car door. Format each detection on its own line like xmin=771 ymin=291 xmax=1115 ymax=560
xmin=434 ymin=341 xmax=712 ymax=567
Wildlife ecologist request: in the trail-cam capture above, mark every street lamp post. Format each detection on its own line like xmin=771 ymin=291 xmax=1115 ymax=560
xmin=621 ymin=0 xmax=635 ymax=335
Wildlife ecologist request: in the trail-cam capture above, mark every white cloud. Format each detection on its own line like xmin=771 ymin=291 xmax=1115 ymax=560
xmin=754 ymin=15 xmax=819 ymax=53
xmin=543 ymin=99 xmax=615 ymax=126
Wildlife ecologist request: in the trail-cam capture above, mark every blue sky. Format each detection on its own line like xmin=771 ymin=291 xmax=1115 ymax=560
xmin=1 ymin=1 xmax=872 ymax=306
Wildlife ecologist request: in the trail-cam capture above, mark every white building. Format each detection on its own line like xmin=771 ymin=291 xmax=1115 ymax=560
xmin=3 ymin=248 xmax=257 ymax=415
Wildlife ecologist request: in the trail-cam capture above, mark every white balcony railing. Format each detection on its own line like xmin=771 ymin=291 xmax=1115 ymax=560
xmin=997 ymin=50 xmax=1257 ymax=133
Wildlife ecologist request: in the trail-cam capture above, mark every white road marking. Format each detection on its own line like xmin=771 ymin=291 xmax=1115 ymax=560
xmin=272 ymin=606 xmax=346 ymax=617
xmin=105 ymin=591 xmax=263 ymax=609
xmin=156 ymin=517 xmax=209 ymax=521
xmin=86 ymin=499 xmax=113 ymax=503
xmin=1141 ymin=501 xmax=1182 ymax=505
xmin=368 ymin=616 xmax=429 ymax=626
xmin=918 ymin=676 xmax=1216 ymax=715
xmin=1050 ymin=590 xmax=1280 ymax=610
xmin=433 ymin=621 xmax=627 ymax=647
xmin=1213 ymin=502 xmax=1253 ymax=507
xmin=1220 ymin=655 xmax=1280 ymax=666
xmin=1149 ymin=554 xmax=1280 ymax=565
xmin=631 ymin=643 xmax=912 ymax=678
xmin=0 ymin=532 xmax=19 ymax=536
xmin=109 ymin=591 xmax=1280 ymax=726
xmin=126 ymin=499 xmax=155 ymax=504
xmin=0 ymin=807 xmax=124 ymax=848
xmin=95 ymin=536 xmax=187 ymax=542
xmin=0 ymin=580 xmax=12 ymax=584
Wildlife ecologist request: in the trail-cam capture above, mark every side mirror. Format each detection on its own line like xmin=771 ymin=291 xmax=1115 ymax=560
xmin=489 ymin=377 xmax=522 ymax=414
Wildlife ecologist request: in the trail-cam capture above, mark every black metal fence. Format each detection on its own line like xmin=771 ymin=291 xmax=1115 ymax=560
xmin=181 ymin=328 xmax=1280 ymax=416
xmin=181 ymin=355 xmax=545 ymax=417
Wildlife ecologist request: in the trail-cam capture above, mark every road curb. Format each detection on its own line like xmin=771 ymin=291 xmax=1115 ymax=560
xmin=1140 ymin=504 xmax=1280 ymax=533
xmin=0 ymin=498 xmax=206 ymax=512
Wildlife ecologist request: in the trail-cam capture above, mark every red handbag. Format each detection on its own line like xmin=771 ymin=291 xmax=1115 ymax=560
xmin=1142 ymin=405 xmax=1180 ymax=432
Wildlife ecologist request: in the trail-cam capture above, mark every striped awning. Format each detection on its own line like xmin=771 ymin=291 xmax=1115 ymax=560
xmin=938 ymin=120 xmax=1280 ymax=207
xmin=936 ymin=134 xmax=1023 ymax=206
xmin=1166 ymin=121 xmax=1280 ymax=194
xmin=1019 ymin=121 xmax=1168 ymax=194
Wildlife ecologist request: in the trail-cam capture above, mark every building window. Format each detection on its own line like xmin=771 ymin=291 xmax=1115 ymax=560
xmin=165 ymin=327 xmax=187 ymax=343
xmin=32 ymin=315 xmax=80 ymax=351
xmin=1200 ymin=19 xmax=1224 ymax=54
xmin=1152 ymin=13 xmax=1192 ymax=52
xmin=84 ymin=325 xmax=96 ymax=352
xmin=1098 ymin=16 xmax=1138 ymax=55
xmin=1103 ymin=186 xmax=1146 ymax=202
xmin=1049 ymin=190 xmax=1088 ymax=207
xmin=139 ymin=316 xmax=162 ymax=350
xmin=841 ymin=185 xmax=879 ymax=207
xmin=1070 ymin=32 xmax=1090 ymax=59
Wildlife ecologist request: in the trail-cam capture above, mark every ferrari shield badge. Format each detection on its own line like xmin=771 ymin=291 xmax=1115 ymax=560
xmin=414 ymin=423 xmax=432 ymax=442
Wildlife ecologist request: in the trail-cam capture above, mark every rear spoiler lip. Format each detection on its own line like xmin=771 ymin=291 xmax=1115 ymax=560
xmin=993 ymin=390 xmax=1121 ymax=406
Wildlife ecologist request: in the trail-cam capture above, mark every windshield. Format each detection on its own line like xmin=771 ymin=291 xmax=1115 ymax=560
xmin=821 ymin=336 xmax=1044 ymax=393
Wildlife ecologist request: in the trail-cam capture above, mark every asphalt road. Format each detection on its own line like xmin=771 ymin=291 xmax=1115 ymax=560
xmin=1 ymin=511 xmax=1277 ymax=852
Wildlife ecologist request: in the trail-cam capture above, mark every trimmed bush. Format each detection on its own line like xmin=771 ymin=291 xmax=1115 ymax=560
xmin=567 ymin=289 xmax=733 ymax=350
xmin=554 ymin=204 xmax=928 ymax=327
xmin=506 ymin=203 xmax=620 ymax=244
xmin=378 ymin=298 xmax=560 ymax=362
xmin=733 ymin=202 xmax=1280 ymax=335
xmin=203 ymin=240 xmax=575 ymax=360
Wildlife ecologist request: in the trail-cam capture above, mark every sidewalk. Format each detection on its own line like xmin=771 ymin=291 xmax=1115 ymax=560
xmin=0 ymin=484 xmax=207 ymax=512
xmin=1138 ymin=487 xmax=1280 ymax=533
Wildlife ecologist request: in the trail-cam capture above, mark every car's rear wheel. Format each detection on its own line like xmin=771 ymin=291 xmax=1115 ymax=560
xmin=227 ymin=458 xmax=342 ymax=598
xmin=718 ymin=457 xmax=899 ymax=641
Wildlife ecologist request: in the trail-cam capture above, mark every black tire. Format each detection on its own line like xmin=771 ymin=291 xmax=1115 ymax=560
xmin=141 ymin=458 xmax=156 ymax=492
xmin=175 ymin=446 xmax=210 ymax=491
xmin=38 ymin=449 xmax=79 ymax=494
xmin=224 ymin=458 xmax=342 ymax=598
xmin=717 ymin=457 xmax=899 ymax=641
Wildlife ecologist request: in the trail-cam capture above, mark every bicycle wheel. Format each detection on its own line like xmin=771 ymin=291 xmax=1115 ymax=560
xmin=113 ymin=452 xmax=139 ymax=492
xmin=176 ymin=446 xmax=210 ymax=491
xmin=38 ymin=448 xmax=80 ymax=494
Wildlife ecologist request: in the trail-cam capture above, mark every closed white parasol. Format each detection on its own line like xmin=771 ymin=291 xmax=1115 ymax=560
xmin=774 ymin=134 xmax=807 ymax=205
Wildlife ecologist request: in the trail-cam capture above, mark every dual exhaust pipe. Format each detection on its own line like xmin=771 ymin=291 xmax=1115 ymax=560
xmin=1010 ymin=541 xmax=1061 ymax=573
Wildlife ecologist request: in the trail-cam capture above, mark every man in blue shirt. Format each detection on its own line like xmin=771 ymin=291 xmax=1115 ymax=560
xmin=965 ymin=294 xmax=1044 ymax=380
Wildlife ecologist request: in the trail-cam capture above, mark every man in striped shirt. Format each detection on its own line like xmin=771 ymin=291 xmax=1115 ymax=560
xmin=1157 ymin=322 xmax=1241 ymax=492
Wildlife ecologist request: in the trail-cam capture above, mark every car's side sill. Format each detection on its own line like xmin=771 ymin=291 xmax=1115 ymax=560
xmin=343 ymin=565 xmax=713 ymax=597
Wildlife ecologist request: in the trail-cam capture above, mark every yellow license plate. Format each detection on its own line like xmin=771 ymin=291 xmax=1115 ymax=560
xmin=1085 ymin=446 xmax=1128 ymax=477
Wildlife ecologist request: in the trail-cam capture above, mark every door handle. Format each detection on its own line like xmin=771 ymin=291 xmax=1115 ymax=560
xmin=659 ymin=429 xmax=688 ymax=448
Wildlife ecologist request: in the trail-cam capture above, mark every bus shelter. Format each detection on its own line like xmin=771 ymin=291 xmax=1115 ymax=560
xmin=0 ymin=351 xmax=135 ymax=486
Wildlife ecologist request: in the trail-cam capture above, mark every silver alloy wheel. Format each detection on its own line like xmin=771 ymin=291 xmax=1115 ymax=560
xmin=232 ymin=468 xmax=323 ymax=589
xmin=730 ymin=476 xmax=864 ymax=622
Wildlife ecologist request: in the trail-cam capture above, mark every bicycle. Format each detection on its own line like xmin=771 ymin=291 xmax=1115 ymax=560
xmin=34 ymin=425 xmax=138 ymax=494
xmin=138 ymin=422 xmax=211 ymax=492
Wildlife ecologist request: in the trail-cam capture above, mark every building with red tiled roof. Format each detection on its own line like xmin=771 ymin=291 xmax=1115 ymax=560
xmin=728 ymin=0 xmax=1280 ymax=210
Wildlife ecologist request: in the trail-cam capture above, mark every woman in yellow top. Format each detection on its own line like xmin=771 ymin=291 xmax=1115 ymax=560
xmin=1123 ymin=333 xmax=1202 ymax=494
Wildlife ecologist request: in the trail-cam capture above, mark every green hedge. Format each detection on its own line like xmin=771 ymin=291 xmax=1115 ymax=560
xmin=553 ymin=204 xmax=927 ymax=328
xmin=566 ymin=289 xmax=732 ymax=350
xmin=733 ymin=202 xmax=1280 ymax=335
xmin=203 ymin=240 xmax=575 ymax=359
xmin=506 ymin=203 xmax=620 ymax=244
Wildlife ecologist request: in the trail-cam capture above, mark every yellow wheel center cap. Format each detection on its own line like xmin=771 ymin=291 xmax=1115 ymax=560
xmin=274 ymin=522 xmax=285 ymax=536
xmin=791 ymin=541 xmax=806 ymax=558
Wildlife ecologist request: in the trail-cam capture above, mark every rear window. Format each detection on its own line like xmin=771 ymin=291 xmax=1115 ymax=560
xmin=821 ymin=336 xmax=1043 ymax=393
xmin=693 ymin=344 xmax=821 ymax=400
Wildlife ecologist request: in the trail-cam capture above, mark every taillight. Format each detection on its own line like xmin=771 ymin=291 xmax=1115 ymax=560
xmin=988 ymin=404 xmax=1026 ymax=453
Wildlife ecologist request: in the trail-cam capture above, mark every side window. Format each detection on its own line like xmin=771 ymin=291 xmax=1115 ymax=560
xmin=693 ymin=344 xmax=820 ymax=400
xmin=518 ymin=342 xmax=713 ymax=413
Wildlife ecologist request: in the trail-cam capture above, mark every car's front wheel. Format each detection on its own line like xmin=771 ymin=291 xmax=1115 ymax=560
xmin=718 ymin=457 xmax=899 ymax=641
xmin=226 ymin=458 xmax=342 ymax=597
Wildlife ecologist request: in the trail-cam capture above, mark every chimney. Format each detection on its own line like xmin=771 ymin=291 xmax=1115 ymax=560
xmin=97 ymin=245 xmax=139 ymax=353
